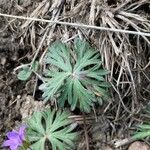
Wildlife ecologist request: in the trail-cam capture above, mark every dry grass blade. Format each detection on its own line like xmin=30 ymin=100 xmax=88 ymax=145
xmin=0 ymin=13 xmax=150 ymax=37
xmin=89 ymin=0 xmax=96 ymax=25
xmin=21 ymin=0 xmax=48 ymax=28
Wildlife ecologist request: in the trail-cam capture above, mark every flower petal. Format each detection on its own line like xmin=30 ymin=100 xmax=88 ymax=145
xmin=10 ymin=144 xmax=18 ymax=150
xmin=7 ymin=131 xmax=19 ymax=140
xmin=3 ymin=139 xmax=14 ymax=147
xmin=2 ymin=140 xmax=18 ymax=147
xmin=3 ymin=139 xmax=22 ymax=150
xmin=18 ymin=125 xmax=26 ymax=140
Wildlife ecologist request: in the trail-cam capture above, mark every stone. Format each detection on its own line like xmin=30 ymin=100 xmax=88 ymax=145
xmin=128 ymin=141 xmax=150 ymax=150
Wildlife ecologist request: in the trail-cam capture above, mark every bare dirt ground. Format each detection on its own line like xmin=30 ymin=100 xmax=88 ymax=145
xmin=0 ymin=0 xmax=150 ymax=150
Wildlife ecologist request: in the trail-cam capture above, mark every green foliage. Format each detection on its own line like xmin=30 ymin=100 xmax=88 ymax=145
xmin=26 ymin=109 xmax=78 ymax=150
xmin=132 ymin=104 xmax=150 ymax=140
xmin=17 ymin=61 xmax=38 ymax=81
xmin=132 ymin=123 xmax=150 ymax=140
xmin=39 ymin=38 xmax=110 ymax=113
xmin=17 ymin=67 xmax=32 ymax=81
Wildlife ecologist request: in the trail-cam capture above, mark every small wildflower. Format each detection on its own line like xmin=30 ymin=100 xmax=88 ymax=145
xmin=2 ymin=125 xmax=26 ymax=150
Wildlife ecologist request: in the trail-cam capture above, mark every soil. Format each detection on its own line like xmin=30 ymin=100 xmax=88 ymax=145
xmin=0 ymin=0 xmax=32 ymax=145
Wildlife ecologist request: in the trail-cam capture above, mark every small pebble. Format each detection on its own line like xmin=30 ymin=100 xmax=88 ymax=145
xmin=128 ymin=141 xmax=150 ymax=150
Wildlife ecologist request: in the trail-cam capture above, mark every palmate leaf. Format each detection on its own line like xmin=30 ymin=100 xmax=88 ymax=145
xmin=39 ymin=72 xmax=70 ymax=101
xmin=44 ymin=41 xmax=72 ymax=72
xmin=39 ymin=38 xmax=110 ymax=112
xmin=26 ymin=109 xmax=78 ymax=150
xmin=59 ymin=77 xmax=95 ymax=112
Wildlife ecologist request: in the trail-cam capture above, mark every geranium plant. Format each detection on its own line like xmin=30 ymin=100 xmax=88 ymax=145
xmin=39 ymin=38 xmax=110 ymax=112
xmin=26 ymin=109 xmax=78 ymax=150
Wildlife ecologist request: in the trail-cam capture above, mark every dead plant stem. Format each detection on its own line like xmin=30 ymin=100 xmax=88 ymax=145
xmin=83 ymin=113 xmax=90 ymax=150
xmin=0 ymin=13 xmax=150 ymax=37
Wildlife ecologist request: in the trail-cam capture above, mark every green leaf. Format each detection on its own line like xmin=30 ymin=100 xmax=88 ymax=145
xmin=99 ymin=82 xmax=111 ymax=88
xmin=17 ymin=67 xmax=32 ymax=81
xmin=132 ymin=123 xmax=150 ymax=140
xmin=132 ymin=131 xmax=150 ymax=140
xmin=74 ymin=38 xmax=88 ymax=59
xmin=40 ymin=38 xmax=110 ymax=112
xmin=32 ymin=61 xmax=39 ymax=72
xmin=26 ymin=109 xmax=78 ymax=150
xmin=29 ymin=139 xmax=45 ymax=150
xmin=45 ymin=41 xmax=72 ymax=72
xmin=39 ymin=72 xmax=70 ymax=101
xmin=17 ymin=61 xmax=39 ymax=81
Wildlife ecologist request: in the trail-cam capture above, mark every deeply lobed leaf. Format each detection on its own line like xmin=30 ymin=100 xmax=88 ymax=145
xmin=26 ymin=109 xmax=78 ymax=150
xmin=40 ymin=38 xmax=110 ymax=112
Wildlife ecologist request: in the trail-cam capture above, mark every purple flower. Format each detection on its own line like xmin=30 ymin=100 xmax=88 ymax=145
xmin=2 ymin=126 xmax=26 ymax=150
